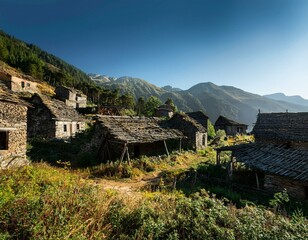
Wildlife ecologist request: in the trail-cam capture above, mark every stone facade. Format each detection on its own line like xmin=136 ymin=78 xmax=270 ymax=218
xmin=0 ymin=99 xmax=28 ymax=169
xmin=55 ymin=86 xmax=87 ymax=108
xmin=0 ymin=71 xmax=38 ymax=93
xmin=28 ymin=94 xmax=86 ymax=139
xmin=215 ymin=115 xmax=248 ymax=136
xmin=154 ymin=104 xmax=174 ymax=118
xmin=168 ymin=113 xmax=208 ymax=151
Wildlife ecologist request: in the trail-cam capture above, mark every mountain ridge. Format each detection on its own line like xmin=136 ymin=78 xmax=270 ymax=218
xmin=264 ymin=92 xmax=308 ymax=107
xmin=91 ymin=75 xmax=308 ymax=129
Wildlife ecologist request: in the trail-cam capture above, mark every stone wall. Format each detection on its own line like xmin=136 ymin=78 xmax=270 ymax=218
xmin=168 ymin=114 xmax=206 ymax=151
xmin=0 ymin=101 xmax=28 ymax=169
xmin=195 ymin=132 xmax=207 ymax=151
xmin=10 ymin=76 xmax=38 ymax=93
xmin=56 ymin=86 xmax=87 ymax=109
xmin=55 ymin=86 xmax=73 ymax=100
xmin=264 ymin=174 xmax=308 ymax=200
xmin=65 ymin=99 xmax=77 ymax=108
xmin=55 ymin=121 xmax=86 ymax=139
xmin=27 ymin=103 xmax=56 ymax=138
xmin=76 ymin=96 xmax=87 ymax=108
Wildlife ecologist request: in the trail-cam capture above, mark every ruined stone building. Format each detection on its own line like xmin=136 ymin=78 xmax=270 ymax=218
xmin=28 ymin=94 xmax=86 ymax=139
xmin=55 ymin=85 xmax=87 ymax=108
xmin=168 ymin=112 xmax=208 ymax=151
xmin=93 ymin=115 xmax=184 ymax=162
xmin=154 ymin=104 xmax=175 ymax=118
xmin=217 ymin=112 xmax=308 ymax=199
xmin=214 ymin=115 xmax=248 ymax=136
xmin=0 ymin=88 xmax=29 ymax=168
xmin=0 ymin=71 xmax=38 ymax=93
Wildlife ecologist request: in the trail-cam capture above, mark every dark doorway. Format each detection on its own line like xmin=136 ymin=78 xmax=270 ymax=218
xmin=134 ymin=145 xmax=140 ymax=157
xmin=0 ymin=131 xmax=9 ymax=150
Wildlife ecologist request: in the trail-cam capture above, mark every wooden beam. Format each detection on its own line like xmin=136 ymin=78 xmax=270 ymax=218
xmin=126 ymin=146 xmax=130 ymax=165
xmin=216 ymin=150 xmax=221 ymax=165
xmin=118 ymin=143 xmax=127 ymax=166
xmin=179 ymin=138 xmax=182 ymax=153
xmin=164 ymin=140 xmax=170 ymax=157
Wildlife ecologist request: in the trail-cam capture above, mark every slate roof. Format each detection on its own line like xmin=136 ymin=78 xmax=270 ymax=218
xmin=169 ymin=112 xmax=207 ymax=132
xmin=34 ymin=94 xmax=84 ymax=121
xmin=218 ymin=143 xmax=308 ymax=182
xmin=156 ymin=104 xmax=174 ymax=111
xmin=57 ymin=85 xmax=86 ymax=97
xmin=186 ymin=111 xmax=209 ymax=129
xmin=96 ymin=115 xmax=184 ymax=144
xmin=252 ymin=112 xmax=308 ymax=142
xmin=0 ymin=86 xmax=30 ymax=106
xmin=215 ymin=115 xmax=247 ymax=127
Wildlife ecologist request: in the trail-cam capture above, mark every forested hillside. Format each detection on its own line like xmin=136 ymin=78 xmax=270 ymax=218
xmin=0 ymin=30 xmax=124 ymax=105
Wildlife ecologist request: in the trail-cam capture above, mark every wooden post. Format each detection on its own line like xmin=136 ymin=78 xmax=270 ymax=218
xmin=216 ymin=150 xmax=221 ymax=165
xmin=164 ymin=140 xmax=170 ymax=157
xmin=229 ymin=160 xmax=233 ymax=178
xmin=118 ymin=143 xmax=127 ymax=167
xmin=179 ymin=138 xmax=182 ymax=153
xmin=126 ymin=145 xmax=130 ymax=165
xmin=255 ymin=172 xmax=260 ymax=189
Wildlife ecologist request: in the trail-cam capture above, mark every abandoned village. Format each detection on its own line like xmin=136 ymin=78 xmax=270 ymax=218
xmin=0 ymin=70 xmax=308 ymax=201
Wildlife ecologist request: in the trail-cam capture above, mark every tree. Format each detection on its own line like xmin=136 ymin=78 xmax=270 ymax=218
xmin=165 ymin=98 xmax=176 ymax=112
xmin=144 ymin=96 xmax=162 ymax=117
xmin=0 ymin=39 xmax=9 ymax=61
xmin=119 ymin=93 xmax=135 ymax=109
xmin=207 ymin=120 xmax=216 ymax=139
xmin=135 ymin=97 xmax=145 ymax=116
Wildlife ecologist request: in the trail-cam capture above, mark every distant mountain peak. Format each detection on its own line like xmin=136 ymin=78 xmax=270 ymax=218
xmin=162 ymin=85 xmax=182 ymax=92
xmin=264 ymin=93 xmax=308 ymax=107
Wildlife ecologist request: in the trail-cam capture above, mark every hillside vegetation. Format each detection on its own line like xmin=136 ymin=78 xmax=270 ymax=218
xmin=0 ymin=161 xmax=307 ymax=240
xmin=0 ymin=30 xmax=124 ymax=106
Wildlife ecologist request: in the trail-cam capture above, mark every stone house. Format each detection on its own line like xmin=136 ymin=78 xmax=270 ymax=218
xmin=168 ymin=112 xmax=208 ymax=151
xmin=186 ymin=111 xmax=209 ymax=130
xmin=216 ymin=112 xmax=308 ymax=199
xmin=55 ymin=85 xmax=87 ymax=108
xmin=0 ymin=89 xmax=29 ymax=168
xmin=28 ymin=94 xmax=86 ymax=139
xmin=214 ymin=115 xmax=248 ymax=136
xmin=0 ymin=71 xmax=38 ymax=93
xmin=92 ymin=115 xmax=184 ymax=162
xmin=154 ymin=104 xmax=175 ymax=118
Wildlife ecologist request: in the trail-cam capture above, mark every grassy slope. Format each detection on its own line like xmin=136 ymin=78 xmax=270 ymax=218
xmin=1 ymin=152 xmax=307 ymax=239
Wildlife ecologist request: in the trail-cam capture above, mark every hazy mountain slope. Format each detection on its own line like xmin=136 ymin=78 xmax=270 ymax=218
xmin=187 ymin=83 xmax=308 ymax=128
xmin=97 ymin=76 xmax=167 ymax=98
xmin=162 ymin=85 xmax=182 ymax=92
xmin=264 ymin=93 xmax=308 ymax=107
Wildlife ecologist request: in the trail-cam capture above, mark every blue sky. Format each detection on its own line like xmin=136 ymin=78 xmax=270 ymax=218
xmin=1 ymin=0 xmax=308 ymax=98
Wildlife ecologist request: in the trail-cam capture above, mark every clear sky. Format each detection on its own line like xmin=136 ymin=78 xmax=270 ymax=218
xmin=1 ymin=0 xmax=308 ymax=98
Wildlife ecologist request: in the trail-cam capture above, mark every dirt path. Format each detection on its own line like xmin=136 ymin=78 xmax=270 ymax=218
xmin=86 ymin=152 xmax=209 ymax=195
xmin=91 ymin=173 xmax=161 ymax=195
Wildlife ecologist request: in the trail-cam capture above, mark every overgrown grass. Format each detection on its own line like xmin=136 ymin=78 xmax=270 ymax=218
xmin=86 ymin=151 xmax=208 ymax=179
xmin=27 ymin=125 xmax=98 ymax=168
xmin=0 ymin=164 xmax=307 ymax=239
